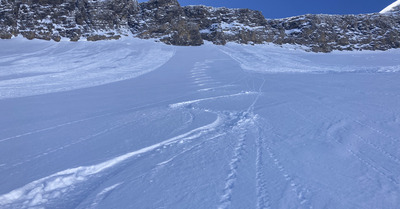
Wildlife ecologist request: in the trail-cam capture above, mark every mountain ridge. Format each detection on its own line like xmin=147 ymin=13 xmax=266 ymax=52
xmin=1 ymin=0 xmax=400 ymax=52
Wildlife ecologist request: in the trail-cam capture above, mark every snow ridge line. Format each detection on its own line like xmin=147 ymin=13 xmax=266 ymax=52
xmin=0 ymin=114 xmax=224 ymax=208
xmin=255 ymin=128 xmax=271 ymax=209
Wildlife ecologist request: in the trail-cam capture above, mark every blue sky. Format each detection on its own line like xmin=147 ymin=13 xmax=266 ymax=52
xmin=138 ymin=0 xmax=395 ymax=18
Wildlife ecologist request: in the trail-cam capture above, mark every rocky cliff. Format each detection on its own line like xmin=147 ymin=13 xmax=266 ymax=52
xmin=1 ymin=0 xmax=400 ymax=52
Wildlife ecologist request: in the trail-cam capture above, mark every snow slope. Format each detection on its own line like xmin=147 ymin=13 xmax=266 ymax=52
xmin=1 ymin=38 xmax=400 ymax=208
xmin=380 ymin=0 xmax=400 ymax=13
xmin=0 ymin=37 xmax=174 ymax=99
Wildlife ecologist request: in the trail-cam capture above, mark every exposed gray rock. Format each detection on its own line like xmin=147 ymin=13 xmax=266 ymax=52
xmin=268 ymin=13 xmax=400 ymax=52
xmin=130 ymin=0 xmax=203 ymax=45
xmin=184 ymin=6 xmax=269 ymax=45
xmin=0 ymin=0 xmax=138 ymax=41
xmin=1 ymin=0 xmax=400 ymax=52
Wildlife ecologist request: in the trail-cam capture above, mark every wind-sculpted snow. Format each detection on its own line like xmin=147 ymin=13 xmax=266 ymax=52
xmin=1 ymin=39 xmax=400 ymax=208
xmin=0 ymin=112 xmax=224 ymax=208
xmin=169 ymin=91 xmax=258 ymax=109
xmin=0 ymin=37 xmax=175 ymax=99
xmin=222 ymin=43 xmax=400 ymax=73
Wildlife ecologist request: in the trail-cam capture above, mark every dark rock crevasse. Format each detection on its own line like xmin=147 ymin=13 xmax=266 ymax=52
xmin=1 ymin=0 xmax=400 ymax=52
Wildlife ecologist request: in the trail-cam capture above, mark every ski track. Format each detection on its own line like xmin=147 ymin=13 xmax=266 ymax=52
xmin=0 ymin=89 xmax=201 ymax=144
xmin=258 ymin=116 xmax=363 ymax=209
xmin=190 ymin=60 xmax=219 ymax=88
xmin=265 ymin=144 xmax=312 ymax=208
xmin=257 ymin=119 xmax=313 ymax=208
xmin=0 ymin=114 xmax=224 ymax=209
xmin=198 ymin=85 xmax=235 ymax=92
xmin=346 ymin=127 xmax=400 ymax=165
xmin=218 ymin=78 xmax=265 ymax=209
xmin=218 ymin=120 xmax=248 ymax=209
xmin=155 ymin=133 xmax=226 ymax=168
xmin=285 ymin=98 xmax=400 ymax=187
xmin=298 ymin=89 xmax=400 ymax=162
xmin=169 ymin=92 xmax=257 ymax=109
xmin=298 ymin=90 xmax=400 ymax=145
xmin=286 ymin=104 xmax=400 ymax=167
xmin=252 ymin=79 xmax=271 ymax=209
xmin=348 ymin=149 xmax=400 ymax=185
xmin=0 ymin=114 xmax=109 ymax=143
xmin=4 ymin=117 xmax=140 ymax=170
xmin=255 ymin=127 xmax=271 ymax=209
xmin=165 ymin=110 xmax=195 ymax=137
xmin=83 ymin=125 xmax=227 ymax=208
xmin=89 ymin=182 xmax=123 ymax=209
xmin=267 ymin=75 xmax=400 ymax=180
xmin=3 ymin=40 xmax=400 ymax=208
xmin=0 ymin=66 xmax=263 ymax=209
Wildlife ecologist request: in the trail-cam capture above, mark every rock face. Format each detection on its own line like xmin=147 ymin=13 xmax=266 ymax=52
xmin=0 ymin=0 xmax=138 ymax=41
xmin=1 ymin=0 xmax=400 ymax=52
xmin=267 ymin=12 xmax=400 ymax=52
xmin=132 ymin=0 xmax=203 ymax=46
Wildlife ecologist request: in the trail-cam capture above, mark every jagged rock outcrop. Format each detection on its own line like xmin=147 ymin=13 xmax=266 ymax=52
xmin=184 ymin=6 xmax=269 ymax=45
xmin=131 ymin=0 xmax=203 ymax=45
xmin=0 ymin=0 xmax=138 ymax=41
xmin=267 ymin=12 xmax=400 ymax=52
xmin=1 ymin=0 xmax=400 ymax=52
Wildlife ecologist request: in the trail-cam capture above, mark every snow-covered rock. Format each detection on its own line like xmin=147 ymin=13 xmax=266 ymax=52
xmin=1 ymin=0 xmax=400 ymax=52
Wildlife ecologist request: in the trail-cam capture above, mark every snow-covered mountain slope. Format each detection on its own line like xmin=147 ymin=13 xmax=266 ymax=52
xmin=1 ymin=38 xmax=400 ymax=208
xmin=380 ymin=0 xmax=400 ymax=13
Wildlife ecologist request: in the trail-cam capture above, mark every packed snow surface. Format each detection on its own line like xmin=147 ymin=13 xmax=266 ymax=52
xmin=380 ymin=0 xmax=400 ymax=13
xmin=1 ymin=38 xmax=400 ymax=209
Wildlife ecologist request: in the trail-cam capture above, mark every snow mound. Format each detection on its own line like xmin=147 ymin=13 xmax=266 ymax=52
xmin=380 ymin=0 xmax=400 ymax=13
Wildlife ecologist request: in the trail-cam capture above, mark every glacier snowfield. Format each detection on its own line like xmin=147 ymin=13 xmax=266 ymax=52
xmin=1 ymin=37 xmax=400 ymax=209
